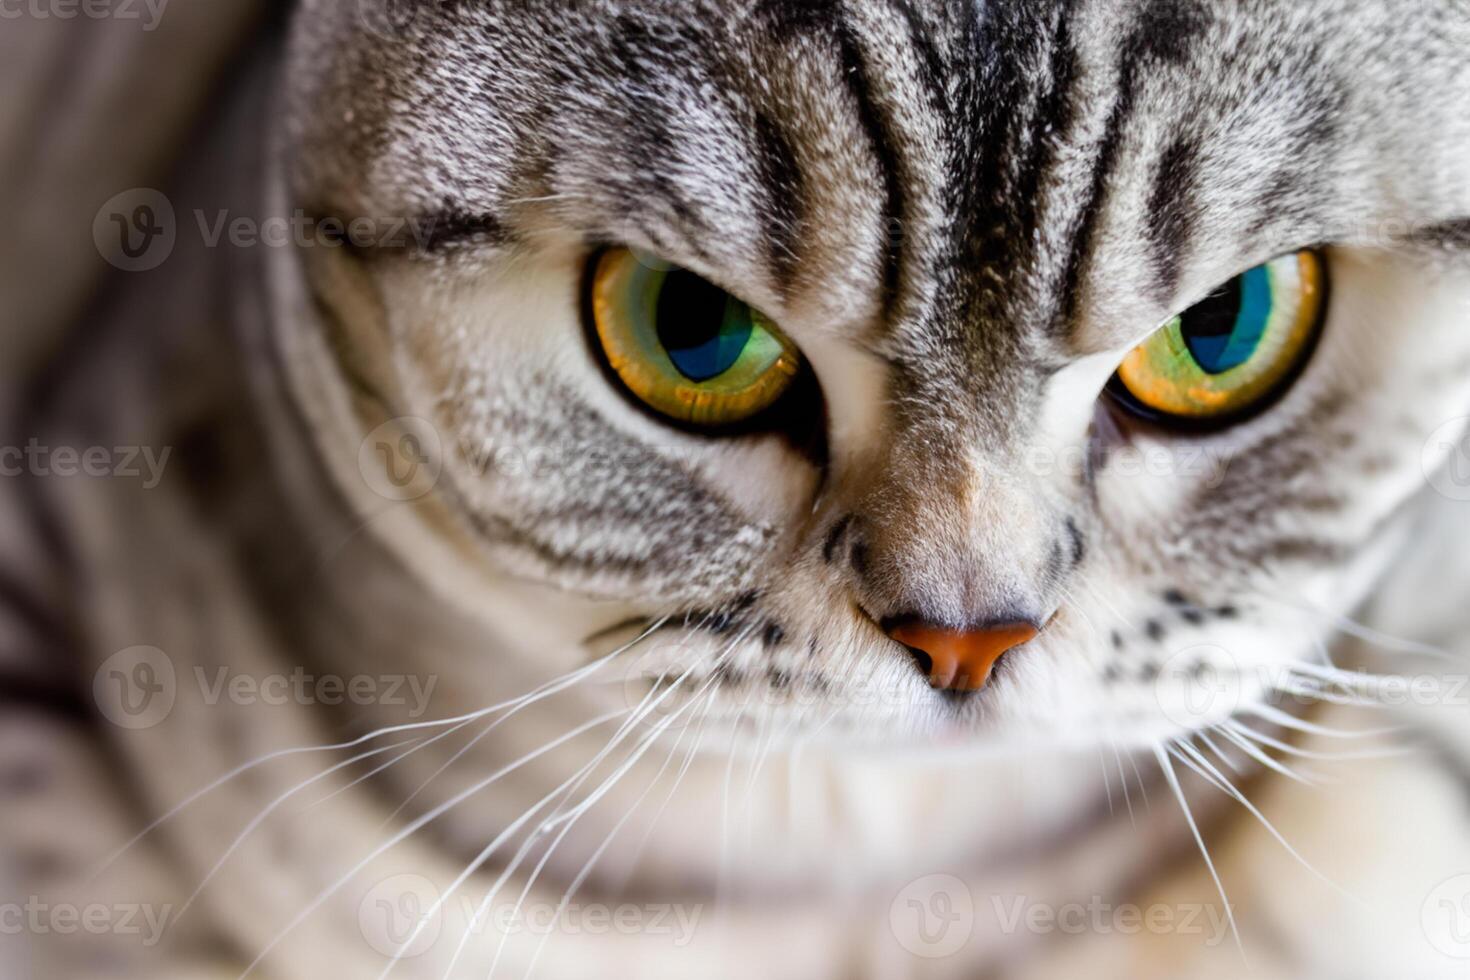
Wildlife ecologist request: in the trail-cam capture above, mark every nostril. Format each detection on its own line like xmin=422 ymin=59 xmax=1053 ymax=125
xmin=901 ymin=644 xmax=934 ymax=680
xmin=884 ymin=619 xmax=1039 ymax=692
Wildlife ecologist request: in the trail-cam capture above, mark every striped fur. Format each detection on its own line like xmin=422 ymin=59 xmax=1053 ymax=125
xmin=6 ymin=1 xmax=1470 ymax=977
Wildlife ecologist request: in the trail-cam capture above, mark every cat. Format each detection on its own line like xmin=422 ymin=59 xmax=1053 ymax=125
xmin=5 ymin=0 xmax=1470 ymax=977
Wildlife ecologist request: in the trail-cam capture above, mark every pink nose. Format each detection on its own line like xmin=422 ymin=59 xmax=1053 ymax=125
xmin=886 ymin=621 xmax=1039 ymax=691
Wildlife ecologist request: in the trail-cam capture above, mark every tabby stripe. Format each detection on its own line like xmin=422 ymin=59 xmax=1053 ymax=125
xmin=1416 ymin=217 xmax=1470 ymax=251
xmin=611 ymin=14 xmax=715 ymax=266
xmin=1064 ymin=0 xmax=1209 ymax=327
xmin=953 ymin=1 xmax=1035 ymax=282
xmin=832 ymin=7 xmax=908 ymax=320
xmin=886 ymin=0 xmax=950 ymax=119
xmin=0 ymin=671 xmax=89 ymax=722
xmin=1012 ymin=4 xmax=1081 ymax=281
xmin=751 ymin=109 xmax=806 ymax=299
xmin=1146 ymin=136 xmax=1202 ymax=301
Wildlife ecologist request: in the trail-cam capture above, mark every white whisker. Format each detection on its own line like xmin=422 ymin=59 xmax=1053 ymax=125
xmin=1241 ymin=703 xmax=1403 ymax=740
xmin=1169 ymin=742 xmax=1356 ymax=905
xmin=177 ymin=737 xmax=420 ymax=919
xmin=1213 ymin=725 xmax=1316 ymax=786
xmin=236 ymin=709 xmax=628 ymax=980
xmin=1155 ymin=743 xmax=1247 ymax=964
xmin=99 ymin=621 xmax=666 ymax=882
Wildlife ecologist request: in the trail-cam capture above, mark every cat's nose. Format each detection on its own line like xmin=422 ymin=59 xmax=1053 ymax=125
xmin=885 ymin=620 xmax=1039 ymax=692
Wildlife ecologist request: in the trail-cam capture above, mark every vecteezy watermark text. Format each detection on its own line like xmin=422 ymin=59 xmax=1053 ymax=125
xmin=93 ymin=646 xmax=440 ymax=730
xmin=0 ymin=440 xmax=170 ymax=488
xmin=990 ymin=895 xmax=1234 ymax=945
xmin=357 ymin=873 xmax=703 ymax=959
xmin=193 ymin=666 xmax=439 ymax=718
xmin=94 ymin=188 xmax=443 ymax=272
xmin=0 ymin=0 xmax=168 ymax=31
xmin=0 ymin=897 xmax=174 ymax=947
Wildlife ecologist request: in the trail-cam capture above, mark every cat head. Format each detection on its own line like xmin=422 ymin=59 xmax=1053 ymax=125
xmin=274 ymin=0 xmax=1470 ymax=751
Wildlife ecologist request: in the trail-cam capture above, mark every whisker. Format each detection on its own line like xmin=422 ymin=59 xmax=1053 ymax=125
xmin=1226 ymin=721 xmax=1411 ymax=762
xmin=1111 ymin=740 xmax=1136 ymax=829
xmin=606 ymin=681 xmax=722 ymax=897
xmin=236 ymin=709 xmax=628 ymax=980
xmin=310 ymin=725 xmax=470 ymax=816
xmin=376 ymin=613 xmax=681 ymax=829
xmin=98 ymin=621 xmax=666 ymax=882
xmin=1155 ymin=743 xmax=1248 ymax=965
xmin=1241 ymin=703 xmax=1404 ymax=740
xmin=1259 ymin=595 xmax=1463 ymax=665
xmin=507 ymin=708 xmax=695 ymax=980
xmin=1169 ymin=742 xmax=1357 ymax=905
xmin=1213 ymin=725 xmax=1317 ymax=786
xmin=428 ymin=652 xmax=721 ymax=980
xmin=177 ymin=737 xmax=421 ymax=919
xmin=1196 ymin=729 xmax=1244 ymax=776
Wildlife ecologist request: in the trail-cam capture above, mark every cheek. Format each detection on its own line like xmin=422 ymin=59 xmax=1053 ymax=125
xmin=381 ymin=254 xmax=820 ymax=594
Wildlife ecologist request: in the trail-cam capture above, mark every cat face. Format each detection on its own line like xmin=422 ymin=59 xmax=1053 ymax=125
xmin=278 ymin=0 xmax=1470 ymax=750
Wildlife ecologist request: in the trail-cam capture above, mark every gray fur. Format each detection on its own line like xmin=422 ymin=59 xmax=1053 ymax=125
xmin=6 ymin=1 xmax=1470 ymax=976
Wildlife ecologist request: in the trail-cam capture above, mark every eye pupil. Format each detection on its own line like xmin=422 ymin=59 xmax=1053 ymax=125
xmin=655 ymin=269 xmax=754 ymax=382
xmin=590 ymin=247 xmax=802 ymax=429
xmin=1179 ymin=265 xmax=1270 ymax=375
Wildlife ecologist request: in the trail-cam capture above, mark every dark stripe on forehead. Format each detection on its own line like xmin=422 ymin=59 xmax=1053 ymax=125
xmin=832 ymin=11 xmax=908 ymax=321
xmin=1061 ymin=0 xmax=1208 ymax=328
xmin=752 ymin=109 xmax=806 ymax=299
xmin=943 ymin=1 xmax=1081 ymax=342
xmin=888 ymin=0 xmax=951 ymax=119
xmin=1010 ymin=4 xmax=1080 ymax=278
xmin=1133 ymin=0 xmax=1210 ymax=63
xmin=609 ymin=13 xmax=717 ymax=263
xmin=1146 ymin=136 xmax=1202 ymax=302
xmin=1059 ymin=83 xmax=1126 ymax=327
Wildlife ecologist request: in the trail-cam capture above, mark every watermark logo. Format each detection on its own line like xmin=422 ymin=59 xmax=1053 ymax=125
xmin=93 ymin=645 xmax=176 ymax=730
xmin=359 ymin=874 xmax=442 ymax=959
xmin=359 ymin=417 xmax=444 ymax=502
xmin=889 ymin=874 xmax=974 ymax=959
xmin=1155 ymin=644 xmax=1242 ymax=729
xmin=94 ymin=188 xmax=175 ymax=272
xmin=1423 ymin=874 xmax=1470 ymax=959
xmin=355 ymin=874 xmax=704 ymax=957
xmin=1423 ymin=417 xmax=1470 ymax=502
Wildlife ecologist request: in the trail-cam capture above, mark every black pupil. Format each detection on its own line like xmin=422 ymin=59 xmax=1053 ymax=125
xmin=656 ymin=270 xmax=733 ymax=382
xmin=1178 ymin=275 xmax=1243 ymax=348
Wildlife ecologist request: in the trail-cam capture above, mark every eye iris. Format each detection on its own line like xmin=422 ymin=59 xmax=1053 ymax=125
xmin=1178 ymin=264 xmax=1271 ymax=375
xmin=589 ymin=248 xmax=802 ymax=428
xmin=1111 ymin=250 xmax=1326 ymax=425
xmin=655 ymin=270 xmax=754 ymax=382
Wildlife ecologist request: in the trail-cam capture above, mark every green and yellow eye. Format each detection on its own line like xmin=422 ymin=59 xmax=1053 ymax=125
xmin=1111 ymin=250 xmax=1328 ymax=425
xmin=589 ymin=248 xmax=802 ymax=428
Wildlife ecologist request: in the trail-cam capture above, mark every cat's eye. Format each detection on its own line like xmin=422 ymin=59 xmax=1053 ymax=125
xmin=589 ymin=247 xmax=802 ymax=428
xmin=1109 ymin=250 xmax=1328 ymax=426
